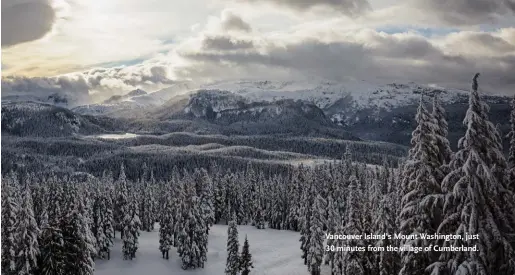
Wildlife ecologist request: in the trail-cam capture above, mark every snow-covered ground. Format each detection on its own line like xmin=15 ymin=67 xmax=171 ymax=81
xmin=95 ymin=133 xmax=139 ymax=139
xmin=95 ymin=224 xmax=308 ymax=275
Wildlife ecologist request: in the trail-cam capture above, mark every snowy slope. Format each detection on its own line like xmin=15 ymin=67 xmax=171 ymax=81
xmin=95 ymin=224 xmax=309 ymax=275
xmin=199 ymin=79 xmax=470 ymax=111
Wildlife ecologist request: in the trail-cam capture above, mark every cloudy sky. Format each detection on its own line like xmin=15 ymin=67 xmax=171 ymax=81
xmin=2 ymin=0 xmax=515 ymax=102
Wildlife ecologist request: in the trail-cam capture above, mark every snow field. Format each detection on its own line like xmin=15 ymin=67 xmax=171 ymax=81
xmin=95 ymin=224 xmax=309 ymax=275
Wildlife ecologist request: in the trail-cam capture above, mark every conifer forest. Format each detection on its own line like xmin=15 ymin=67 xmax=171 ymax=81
xmin=2 ymin=74 xmax=515 ymax=275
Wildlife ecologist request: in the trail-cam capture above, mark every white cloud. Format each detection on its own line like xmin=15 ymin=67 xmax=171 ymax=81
xmin=2 ymin=0 xmax=515 ymax=100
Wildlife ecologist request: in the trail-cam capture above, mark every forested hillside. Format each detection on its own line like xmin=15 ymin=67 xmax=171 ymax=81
xmin=2 ymin=76 xmax=515 ymax=275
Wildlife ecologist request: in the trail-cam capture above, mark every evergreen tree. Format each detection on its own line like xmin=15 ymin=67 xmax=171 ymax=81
xmin=177 ymin=180 xmax=208 ymax=269
xmin=508 ymin=95 xmax=515 ymax=191
xmin=431 ymin=94 xmax=453 ymax=167
xmin=331 ymin=221 xmax=345 ymax=275
xmin=307 ymin=194 xmax=326 ymax=275
xmin=197 ymin=169 xmax=215 ymax=232
xmin=429 ymin=74 xmax=515 ymax=275
xmin=225 ymin=213 xmax=240 ymax=275
xmin=324 ymin=195 xmax=339 ymax=268
xmin=15 ymin=185 xmax=40 ymax=275
xmin=253 ymin=201 xmax=265 ymax=229
xmin=61 ymin=187 xmax=95 ymax=275
xmin=140 ymin=180 xmax=156 ymax=232
xmin=214 ymin=172 xmax=227 ymax=223
xmin=114 ymin=164 xmax=128 ymax=238
xmin=159 ymin=184 xmax=174 ymax=259
xmin=374 ymin=192 xmax=399 ymax=275
xmin=342 ymin=175 xmax=369 ymax=275
xmin=300 ymin=172 xmax=315 ymax=266
xmin=240 ymin=235 xmax=254 ymax=275
xmin=92 ymin=184 xmax=113 ymax=260
xmin=2 ymin=177 xmax=19 ymax=275
xmin=38 ymin=196 xmax=66 ymax=275
xmin=122 ymin=194 xmax=141 ymax=260
xmin=286 ymin=168 xmax=303 ymax=231
xmin=398 ymin=96 xmax=443 ymax=275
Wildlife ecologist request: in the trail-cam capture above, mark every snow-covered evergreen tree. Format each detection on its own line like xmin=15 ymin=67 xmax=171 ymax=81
xmin=508 ymin=95 xmax=515 ymax=191
xmin=286 ymin=168 xmax=303 ymax=231
xmin=38 ymin=197 xmax=65 ymax=275
xmin=429 ymin=74 xmax=515 ymax=275
xmin=342 ymin=175 xmax=369 ymax=275
xmin=14 ymin=185 xmax=40 ymax=275
xmin=225 ymin=213 xmax=240 ymax=275
xmin=331 ymin=221 xmax=345 ymax=275
xmin=307 ymin=194 xmax=326 ymax=275
xmin=122 ymin=194 xmax=141 ymax=260
xmin=2 ymin=177 xmax=19 ymax=275
xmin=374 ymin=192 xmax=399 ymax=275
xmin=398 ymin=96 xmax=443 ymax=275
xmin=324 ymin=195 xmax=339 ymax=268
xmin=214 ymin=172 xmax=227 ymax=224
xmin=253 ymin=201 xmax=265 ymax=229
xmin=240 ymin=235 xmax=254 ymax=275
xmin=300 ymin=174 xmax=315 ymax=266
xmin=159 ymin=184 xmax=174 ymax=259
xmin=197 ymin=169 xmax=215 ymax=232
xmin=431 ymin=94 xmax=453 ymax=167
xmin=177 ymin=180 xmax=208 ymax=269
xmin=140 ymin=180 xmax=156 ymax=232
xmin=115 ymin=164 xmax=129 ymax=238
xmin=61 ymin=186 xmax=95 ymax=275
xmin=92 ymin=183 xmax=113 ymax=260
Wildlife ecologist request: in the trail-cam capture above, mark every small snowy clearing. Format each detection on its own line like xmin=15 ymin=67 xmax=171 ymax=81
xmin=95 ymin=224 xmax=309 ymax=275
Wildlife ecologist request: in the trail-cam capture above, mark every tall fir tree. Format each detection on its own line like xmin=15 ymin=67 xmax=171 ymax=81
xmin=342 ymin=175 xmax=369 ymax=275
xmin=140 ymin=179 xmax=156 ymax=232
xmin=307 ymin=194 xmax=326 ymax=275
xmin=122 ymin=193 xmax=141 ymax=260
xmin=159 ymin=184 xmax=174 ymax=259
xmin=38 ymin=194 xmax=66 ymax=275
xmin=431 ymin=94 xmax=453 ymax=167
xmin=300 ymin=173 xmax=315 ymax=266
xmin=177 ymin=180 xmax=208 ymax=269
xmin=114 ymin=164 xmax=129 ymax=238
xmin=197 ymin=169 xmax=215 ymax=232
xmin=225 ymin=213 xmax=240 ymax=275
xmin=508 ymin=95 xmax=515 ymax=191
xmin=323 ymin=196 xmax=339 ymax=267
xmin=398 ymin=96 xmax=443 ymax=275
xmin=61 ymin=187 xmax=96 ymax=275
xmin=2 ymin=177 xmax=19 ymax=275
xmin=15 ymin=185 xmax=40 ymax=275
xmin=240 ymin=235 xmax=254 ymax=275
xmin=429 ymin=74 xmax=515 ymax=275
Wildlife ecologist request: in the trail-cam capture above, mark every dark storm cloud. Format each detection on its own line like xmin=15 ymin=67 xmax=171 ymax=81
xmin=202 ymin=36 xmax=255 ymax=50
xmin=236 ymin=0 xmax=371 ymax=17
xmin=1 ymin=0 xmax=56 ymax=47
xmin=414 ymin=0 xmax=515 ymax=25
xmin=178 ymin=29 xmax=515 ymax=94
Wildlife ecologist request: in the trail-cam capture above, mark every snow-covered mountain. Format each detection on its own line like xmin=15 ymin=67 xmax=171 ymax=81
xmin=193 ymin=79 xmax=475 ymax=124
xmin=4 ymin=78 xmax=510 ymax=148
xmin=176 ymin=79 xmax=511 ymax=148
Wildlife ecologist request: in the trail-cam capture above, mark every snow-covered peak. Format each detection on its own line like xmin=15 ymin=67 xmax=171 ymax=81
xmin=198 ymin=79 xmax=471 ymax=112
